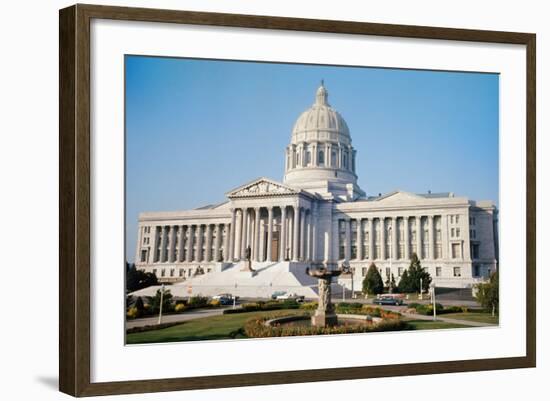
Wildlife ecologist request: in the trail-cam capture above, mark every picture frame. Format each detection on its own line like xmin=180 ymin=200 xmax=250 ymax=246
xmin=59 ymin=3 xmax=536 ymax=397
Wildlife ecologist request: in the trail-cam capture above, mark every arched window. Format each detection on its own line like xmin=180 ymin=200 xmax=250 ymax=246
xmin=343 ymin=153 xmax=348 ymax=169
xmin=306 ymin=151 xmax=311 ymax=166
xmin=331 ymin=151 xmax=336 ymax=166
xmin=318 ymin=150 xmax=325 ymax=166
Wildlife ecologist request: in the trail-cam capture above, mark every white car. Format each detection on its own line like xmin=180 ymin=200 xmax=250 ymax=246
xmin=276 ymin=292 xmax=304 ymax=302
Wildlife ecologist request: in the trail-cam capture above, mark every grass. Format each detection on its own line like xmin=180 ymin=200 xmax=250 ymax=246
xmin=404 ymin=320 xmax=471 ymax=330
xmin=439 ymin=312 xmax=499 ymax=325
xmin=126 ymin=309 xmax=305 ymax=344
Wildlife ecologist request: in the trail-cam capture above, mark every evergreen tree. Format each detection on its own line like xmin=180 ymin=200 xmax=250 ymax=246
xmin=397 ymin=253 xmax=431 ymax=293
xmin=147 ymin=288 xmax=173 ymax=314
xmin=362 ymin=263 xmax=384 ymax=295
xmin=126 ymin=261 xmax=158 ymax=292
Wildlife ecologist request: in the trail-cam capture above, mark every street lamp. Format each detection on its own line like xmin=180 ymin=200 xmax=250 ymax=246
xmin=430 ymin=282 xmax=437 ymax=321
xmin=157 ymin=284 xmax=165 ymax=325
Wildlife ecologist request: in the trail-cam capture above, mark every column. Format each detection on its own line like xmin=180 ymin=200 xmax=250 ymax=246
xmin=205 ymin=224 xmax=213 ymax=262
xmin=380 ymin=218 xmax=386 ymax=260
xmin=228 ymin=209 xmax=236 ymax=261
xmin=344 ymin=218 xmax=351 ymax=262
xmin=266 ymin=207 xmax=274 ymax=262
xmin=311 ymin=206 xmax=317 ymax=262
xmin=292 ymin=206 xmax=300 ymax=262
xmin=159 ymin=226 xmax=167 ymax=262
xmin=223 ymin=224 xmax=230 ymax=262
xmin=213 ymin=224 xmax=221 ymax=262
xmin=196 ymin=225 xmax=204 ymax=262
xmin=441 ymin=215 xmax=449 ymax=260
xmin=241 ymin=208 xmax=248 ymax=258
xmin=299 ymin=208 xmax=306 ymax=261
xmin=149 ymin=226 xmax=158 ymax=263
xmin=279 ymin=206 xmax=287 ymax=261
xmin=368 ymin=219 xmax=374 ymax=260
xmin=235 ymin=209 xmax=242 ymax=260
xmin=357 ymin=219 xmax=363 ymax=260
xmin=391 ymin=217 xmax=398 ymax=262
xmin=306 ymin=211 xmax=312 ymax=261
xmin=428 ymin=215 xmax=434 ymax=260
xmin=167 ymin=226 xmax=175 ymax=262
xmin=177 ymin=225 xmax=184 ymax=262
xmin=186 ymin=225 xmax=194 ymax=262
xmin=254 ymin=207 xmax=261 ymax=261
xmin=404 ymin=217 xmax=410 ymax=260
xmin=416 ymin=216 xmax=422 ymax=258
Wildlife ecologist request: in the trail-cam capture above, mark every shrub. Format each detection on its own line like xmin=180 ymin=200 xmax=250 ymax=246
xmin=174 ymin=303 xmax=187 ymax=313
xmin=188 ymin=295 xmax=209 ymax=308
xmin=300 ymin=302 xmax=318 ymax=310
xmin=441 ymin=305 xmax=462 ymax=314
xmin=126 ymin=306 xmax=139 ymax=319
xmin=243 ymin=314 xmax=408 ymax=338
xmin=209 ymin=299 xmax=221 ymax=307
xmin=415 ymin=303 xmax=444 ymax=315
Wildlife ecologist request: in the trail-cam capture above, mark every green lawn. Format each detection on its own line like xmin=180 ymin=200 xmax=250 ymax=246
xmin=404 ymin=320 xmax=471 ymax=330
xmin=126 ymin=309 xmax=305 ymax=344
xmin=127 ymin=309 xmax=480 ymax=344
xmin=440 ymin=312 xmax=499 ymax=325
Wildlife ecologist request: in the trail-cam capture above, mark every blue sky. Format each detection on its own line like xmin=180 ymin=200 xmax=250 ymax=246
xmin=125 ymin=56 xmax=499 ymax=262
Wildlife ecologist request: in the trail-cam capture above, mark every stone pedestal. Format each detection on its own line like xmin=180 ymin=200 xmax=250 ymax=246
xmin=311 ymin=311 xmax=338 ymax=327
xmin=240 ymin=259 xmax=254 ymax=272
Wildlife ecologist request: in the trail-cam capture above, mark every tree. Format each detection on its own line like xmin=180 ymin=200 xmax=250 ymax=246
xmin=147 ymin=288 xmax=173 ymax=314
xmin=397 ymin=253 xmax=431 ymax=293
xmin=126 ymin=261 xmax=158 ymax=292
xmin=475 ymin=271 xmax=499 ymax=316
xmin=362 ymin=263 xmax=384 ymax=295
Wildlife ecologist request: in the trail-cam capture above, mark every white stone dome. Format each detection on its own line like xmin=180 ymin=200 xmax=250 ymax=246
xmin=291 ymin=82 xmax=351 ymax=145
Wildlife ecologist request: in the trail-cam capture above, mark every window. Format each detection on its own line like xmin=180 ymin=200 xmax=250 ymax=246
xmin=452 ymin=243 xmax=460 ymax=259
xmin=179 ymin=269 xmax=184 ymax=277
xmin=343 ymin=153 xmax=348 ymax=168
xmin=318 ymin=150 xmax=325 ymax=166
xmin=451 ymin=228 xmax=455 ymax=237
xmin=140 ymin=250 xmax=147 ymax=262
xmin=152 ymin=269 xmax=157 ymax=276
xmin=453 ymin=267 xmax=461 ymax=277
xmin=470 ymin=229 xmax=476 ymax=239
xmin=436 ymin=266 xmax=442 ymax=277
xmin=385 ymin=267 xmax=391 ymax=277
xmin=473 ymin=265 xmax=480 ymax=277
xmin=170 ymin=269 xmax=175 ymax=277
xmin=161 ymin=269 xmax=166 ymax=277
xmin=450 ymin=215 xmax=454 ymax=224
xmin=469 ymin=217 xmax=476 ymax=225
xmin=331 ymin=151 xmax=336 ymax=166
xmin=362 ymin=267 xmax=367 ymax=276
xmin=436 ymin=229 xmax=441 ymax=241
xmin=472 ymin=243 xmax=480 ymax=259
xmin=455 ymin=215 xmax=460 ymax=223
xmin=456 ymin=228 xmax=460 ymax=237
xmin=398 ymin=267 xmax=403 ymax=277
xmin=435 ymin=244 xmax=442 ymax=259
xmin=306 ymin=151 xmax=311 ymax=165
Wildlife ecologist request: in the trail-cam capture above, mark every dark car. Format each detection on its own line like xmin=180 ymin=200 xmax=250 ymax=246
xmin=373 ymin=296 xmax=403 ymax=306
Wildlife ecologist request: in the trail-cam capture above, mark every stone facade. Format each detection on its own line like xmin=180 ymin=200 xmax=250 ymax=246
xmin=135 ymin=83 xmax=498 ymax=289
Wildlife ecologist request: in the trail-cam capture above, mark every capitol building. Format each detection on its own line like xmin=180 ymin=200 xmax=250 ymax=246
xmin=134 ymin=83 xmax=498 ymax=295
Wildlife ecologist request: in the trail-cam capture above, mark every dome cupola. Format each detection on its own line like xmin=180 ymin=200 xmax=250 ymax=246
xmin=283 ymin=82 xmax=365 ymax=201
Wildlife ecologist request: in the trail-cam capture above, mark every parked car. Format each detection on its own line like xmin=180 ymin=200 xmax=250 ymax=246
xmin=276 ymin=292 xmax=305 ymax=302
xmin=212 ymin=293 xmax=238 ymax=305
xmin=271 ymin=291 xmax=287 ymax=300
xmin=373 ymin=295 xmax=403 ymax=306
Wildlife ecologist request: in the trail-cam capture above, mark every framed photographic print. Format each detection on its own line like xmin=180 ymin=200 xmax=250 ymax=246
xmin=59 ymin=4 xmax=536 ymax=397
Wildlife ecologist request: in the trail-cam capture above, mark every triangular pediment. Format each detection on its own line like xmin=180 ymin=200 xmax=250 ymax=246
xmin=226 ymin=177 xmax=299 ymax=198
xmin=375 ymin=190 xmax=424 ymax=203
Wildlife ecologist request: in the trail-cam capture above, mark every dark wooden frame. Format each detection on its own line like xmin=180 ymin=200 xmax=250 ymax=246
xmin=59 ymin=3 xmax=536 ymax=397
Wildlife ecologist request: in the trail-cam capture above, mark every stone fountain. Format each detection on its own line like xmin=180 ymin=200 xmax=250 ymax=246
xmin=306 ymin=265 xmax=343 ymax=327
